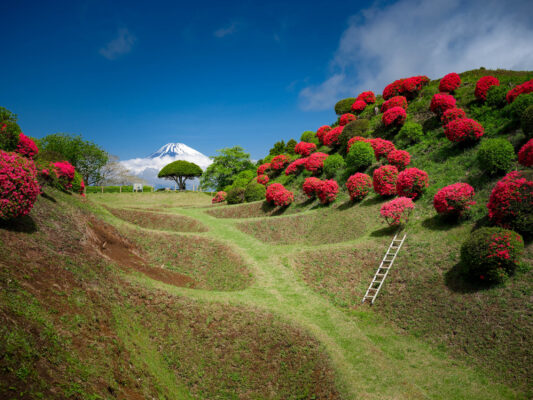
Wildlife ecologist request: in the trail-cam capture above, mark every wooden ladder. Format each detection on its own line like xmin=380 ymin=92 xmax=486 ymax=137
xmin=362 ymin=231 xmax=407 ymax=305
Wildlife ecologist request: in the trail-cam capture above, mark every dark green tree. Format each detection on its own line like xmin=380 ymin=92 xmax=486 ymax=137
xmin=158 ymin=160 xmax=203 ymax=190
xmin=285 ymin=139 xmax=297 ymax=154
xmin=269 ymin=140 xmax=286 ymax=156
xmin=200 ymin=146 xmax=254 ymax=191
xmin=0 ymin=107 xmax=18 ymax=123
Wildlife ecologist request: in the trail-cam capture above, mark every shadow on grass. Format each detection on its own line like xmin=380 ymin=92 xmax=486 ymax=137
xmin=421 ymin=214 xmax=461 ymax=231
xmin=296 ymin=197 xmax=315 ymax=208
xmin=360 ymin=195 xmax=387 ymax=207
xmin=370 ymin=225 xmax=397 ymax=237
xmin=444 ymin=262 xmax=496 ymax=294
xmin=422 ymin=115 xmax=441 ymax=132
xmin=337 ymin=199 xmax=357 ymax=211
xmin=261 ymin=202 xmax=277 ymax=213
xmin=0 ymin=215 xmax=38 ymax=233
xmin=40 ymin=192 xmax=57 ymax=203
xmin=271 ymin=205 xmax=291 ymax=216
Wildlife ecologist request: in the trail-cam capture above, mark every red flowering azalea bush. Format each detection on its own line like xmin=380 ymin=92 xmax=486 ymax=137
xmin=396 ymin=168 xmax=429 ymax=200
xmin=302 ymin=177 xmax=322 ymax=198
xmin=212 ymin=191 xmax=227 ymax=204
xmin=339 ymin=113 xmax=356 ymax=126
xmin=257 ymin=174 xmax=269 ymax=185
xmin=383 ymin=79 xmax=404 ymax=100
xmin=370 ymin=138 xmax=396 ymax=160
xmin=323 ymin=126 xmax=344 ymax=146
xmin=265 ymin=183 xmax=285 ymax=203
xmin=373 ymin=165 xmax=399 ymax=196
xmin=444 ymin=118 xmax=484 ymax=143
xmin=441 ymin=108 xmax=466 ymax=125
xmin=356 ymin=91 xmax=376 ymax=104
xmin=294 ymin=141 xmax=317 ymax=156
xmin=272 ymin=188 xmax=294 ymax=207
xmin=430 ymin=93 xmax=456 ymax=115
xmin=16 ymin=133 xmax=39 ymax=159
xmin=346 ymin=173 xmax=372 ymax=201
xmin=285 ymin=158 xmax=307 ymax=175
xmin=347 ymin=136 xmax=372 ymax=151
xmin=506 ymin=79 xmax=533 ymax=103
xmin=52 ymin=161 xmax=76 ymax=191
xmin=381 ymin=96 xmax=407 ymax=113
xmin=351 ymin=100 xmax=367 ymax=113
xmin=316 ymin=125 xmax=331 ymax=144
xmin=257 ymin=163 xmax=271 ymax=176
xmin=271 ymin=155 xmax=290 ymax=170
xmin=380 ymin=197 xmax=415 ymax=226
xmin=433 ymin=183 xmax=476 ymax=217
xmin=0 ymin=151 xmax=40 ymax=220
xmin=460 ymin=227 xmax=524 ymax=283
xmin=439 ymin=73 xmax=461 ymax=92
xmin=305 ymin=152 xmax=329 ymax=174
xmin=383 ymin=76 xmax=429 ymax=100
xmin=387 ymin=149 xmax=411 ymax=170
xmin=382 ymin=107 xmax=407 ymax=127
xmin=475 ymin=76 xmax=500 ymax=101
xmin=316 ymin=179 xmax=339 ymax=204
xmin=518 ymin=138 xmax=533 ymax=167
xmin=487 ymin=171 xmax=533 ymax=235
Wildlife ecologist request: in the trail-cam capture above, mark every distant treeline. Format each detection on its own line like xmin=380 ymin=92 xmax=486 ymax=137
xmin=86 ymin=185 xmax=154 ymax=193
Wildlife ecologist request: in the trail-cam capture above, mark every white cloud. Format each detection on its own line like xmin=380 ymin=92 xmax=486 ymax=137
xmin=99 ymin=28 xmax=136 ymax=60
xmin=214 ymin=22 xmax=238 ymax=38
xmin=299 ymin=0 xmax=533 ymax=111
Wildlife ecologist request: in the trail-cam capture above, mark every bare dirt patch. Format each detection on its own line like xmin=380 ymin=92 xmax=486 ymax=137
xmin=105 ymin=207 xmax=208 ymax=232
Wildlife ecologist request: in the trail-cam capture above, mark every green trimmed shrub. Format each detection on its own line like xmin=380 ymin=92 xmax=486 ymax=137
xmin=486 ymin=85 xmax=507 ymax=108
xmin=346 ymin=141 xmax=375 ymax=171
xmin=339 ymin=119 xmax=370 ymax=154
xmin=0 ymin=120 xmax=22 ymax=152
xmin=460 ymin=227 xmax=524 ymax=284
xmin=323 ymin=154 xmax=346 ymax=178
xmin=522 ymin=105 xmax=533 ymax=137
xmin=477 ymin=138 xmax=516 ymax=174
xmin=285 ymin=139 xmax=297 ymax=154
xmin=334 ymin=98 xmax=356 ymax=115
xmin=509 ymin=93 xmax=533 ymax=120
xmin=244 ymin=182 xmax=266 ymax=202
xmin=71 ymin=171 xmax=84 ymax=194
xmin=300 ymin=131 xmax=320 ymax=145
xmin=396 ymin=121 xmax=423 ymax=147
xmin=226 ymin=187 xmax=245 ymax=204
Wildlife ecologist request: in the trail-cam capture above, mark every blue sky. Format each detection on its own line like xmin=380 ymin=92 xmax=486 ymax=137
xmin=1 ymin=0 xmax=532 ymax=161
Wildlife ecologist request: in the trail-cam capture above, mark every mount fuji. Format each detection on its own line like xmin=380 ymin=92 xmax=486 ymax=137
xmin=120 ymin=143 xmax=212 ymax=187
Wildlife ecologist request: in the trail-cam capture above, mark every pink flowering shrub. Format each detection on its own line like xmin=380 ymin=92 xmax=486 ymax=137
xmin=257 ymin=163 xmax=271 ymax=176
xmin=487 ymin=171 xmax=532 ymax=234
xmin=52 ymin=161 xmax=76 ymax=191
xmin=294 ymin=141 xmax=317 ymax=156
xmin=316 ymin=179 xmax=338 ymax=204
xmin=257 ymin=174 xmax=269 ymax=185
xmin=441 ymin=108 xmax=466 ymax=125
xmin=383 ymin=76 xmax=429 ymax=100
xmin=305 ymin=152 xmax=329 ymax=174
xmin=272 ymin=188 xmax=294 ymax=207
xmin=430 ymin=93 xmax=456 ymax=115
xmin=302 ymin=177 xmax=322 ymax=198
xmin=460 ymin=227 xmax=524 ymax=283
xmin=323 ymin=126 xmax=344 ymax=147
xmin=346 ymin=173 xmax=372 ymax=201
xmin=370 ymin=138 xmax=396 ymax=160
xmin=387 ymin=149 xmax=411 ymax=170
xmin=0 ymin=151 xmax=40 ymax=219
xmin=518 ymin=138 xmax=533 ymax=167
xmin=265 ymin=183 xmax=285 ymax=203
xmin=444 ymin=118 xmax=484 ymax=143
xmin=373 ymin=165 xmax=399 ymax=196
xmin=339 ymin=113 xmax=356 ymax=126
xmin=380 ymin=197 xmax=415 ymax=226
xmin=316 ymin=126 xmax=331 ymax=144
xmin=381 ymin=96 xmax=408 ymax=113
xmin=16 ymin=133 xmax=39 ymax=159
xmin=285 ymin=158 xmax=307 ymax=175
xmin=347 ymin=136 xmax=372 ymax=152
xmin=507 ymin=79 xmax=533 ymax=103
xmin=271 ymin=155 xmax=290 ymax=170
xmin=212 ymin=191 xmax=227 ymax=204
xmin=356 ymin=91 xmax=376 ymax=104
xmin=433 ymin=183 xmax=476 ymax=217
xmin=351 ymin=100 xmax=367 ymax=113
xmin=382 ymin=107 xmax=407 ymax=127
xmin=383 ymin=79 xmax=404 ymax=100
xmin=396 ymin=168 xmax=429 ymax=200
xmin=439 ymin=73 xmax=461 ymax=92
xmin=475 ymin=76 xmax=500 ymax=101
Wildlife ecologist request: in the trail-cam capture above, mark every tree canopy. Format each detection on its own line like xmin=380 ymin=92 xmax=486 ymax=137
xmin=158 ymin=160 xmax=202 ymax=190
xmin=200 ymin=146 xmax=254 ymax=191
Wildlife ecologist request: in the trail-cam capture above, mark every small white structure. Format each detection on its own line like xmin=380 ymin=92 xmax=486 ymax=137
xmin=133 ymin=183 xmax=143 ymax=192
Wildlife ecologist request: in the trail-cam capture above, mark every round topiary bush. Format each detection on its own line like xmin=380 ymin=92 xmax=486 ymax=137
xmin=257 ymin=163 xmax=271 ymax=176
xmin=346 ymin=173 xmax=372 ymax=201
xmin=0 ymin=121 xmax=22 ymax=152
xmin=339 ymin=113 xmax=356 ymax=126
xmin=346 ymin=141 xmax=375 ymax=171
xmin=439 ymin=72 xmax=461 ymax=93
xmin=272 ymin=188 xmax=294 ymax=207
xmin=266 ymin=183 xmax=285 ymax=203
xmin=487 ymin=171 xmax=532 ymax=235
xmin=0 ymin=151 xmax=40 ymax=220
xmin=382 ymin=106 xmax=407 ymax=127
xmin=226 ymin=187 xmax=246 ymax=204
xmin=212 ymin=191 xmax=227 ymax=204
xmin=303 ymin=177 xmax=322 ymax=198
xmin=441 ymin=108 xmax=466 ymax=125
xmin=383 ymin=79 xmax=404 ymax=100
xmin=52 ymin=161 xmax=76 ymax=191
xmin=380 ymin=197 xmax=415 ymax=226
xmin=477 ymin=138 xmax=516 ymax=174
xmin=475 ymin=76 xmax=499 ymax=101
xmin=401 ymin=76 xmax=430 ymax=99
xmin=285 ymin=158 xmax=307 ymax=176
xmin=509 ymin=93 xmax=533 ymax=120
xmin=300 ymin=130 xmax=320 ymax=145
xmin=433 ymin=183 xmax=476 ymax=217
xmin=316 ymin=126 xmax=331 ymax=144
xmin=522 ymin=105 xmax=533 ymax=137
xmin=305 ymin=152 xmax=329 ymax=174
xmin=387 ymin=149 xmax=411 ymax=170
xmin=323 ymin=154 xmax=346 ymax=178
xmin=396 ymin=121 xmax=423 ymax=146
xmin=373 ymin=165 xmax=399 ymax=196
xmin=245 ymin=182 xmax=266 ymax=202
xmin=257 ymin=174 xmax=269 ymax=185
xmin=316 ymin=179 xmax=338 ymax=204
xmin=381 ymin=96 xmax=408 ymax=113
xmin=486 ymin=85 xmax=507 ymax=108
xmin=271 ymin=155 xmax=290 ymax=170
xmin=430 ymin=93 xmax=456 ymax=115
xmin=351 ymin=100 xmax=367 ymax=113
xmin=518 ymin=138 xmax=533 ymax=167
xmin=347 ymin=136 xmax=372 ymax=152
xmin=16 ymin=133 xmax=39 ymax=159
xmin=340 ymin=119 xmax=370 ymax=153
xmin=323 ymin=126 xmax=344 ymax=147
xmin=294 ymin=141 xmax=317 ymax=156
xmin=444 ymin=118 xmax=484 ymax=143
xmin=370 ymin=138 xmax=396 ymax=160
xmin=356 ymin=91 xmax=376 ymax=104
xmin=460 ymin=227 xmax=524 ymax=283
xmin=335 ymin=98 xmax=357 ymax=115
xmin=506 ymin=79 xmax=533 ymax=104
xmin=396 ymin=167 xmax=429 ymax=199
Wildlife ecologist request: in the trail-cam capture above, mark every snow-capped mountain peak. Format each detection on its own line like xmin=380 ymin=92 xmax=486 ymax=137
xmin=148 ymin=143 xmax=205 ymax=159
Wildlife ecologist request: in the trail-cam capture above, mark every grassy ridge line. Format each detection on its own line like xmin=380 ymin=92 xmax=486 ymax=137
xmin=108 ymin=203 xmax=517 ymax=399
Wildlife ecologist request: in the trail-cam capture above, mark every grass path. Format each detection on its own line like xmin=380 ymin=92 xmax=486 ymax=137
xmin=99 ymin=199 xmax=519 ymax=400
